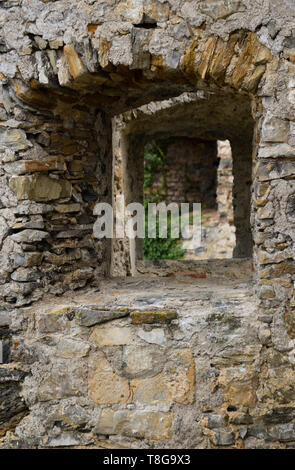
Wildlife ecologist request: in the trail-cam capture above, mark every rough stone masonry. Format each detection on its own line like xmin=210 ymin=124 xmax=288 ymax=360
xmin=1 ymin=0 xmax=295 ymax=449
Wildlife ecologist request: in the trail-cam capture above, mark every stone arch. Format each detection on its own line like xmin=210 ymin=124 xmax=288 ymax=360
xmin=1 ymin=28 xmax=272 ymax=302
xmin=0 ymin=30 xmax=271 ymax=298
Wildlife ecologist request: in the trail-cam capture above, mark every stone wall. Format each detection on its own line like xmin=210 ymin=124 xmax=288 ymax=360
xmin=145 ymin=138 xmax=218 ymax=207
xmin=0 ymin=0 xmax=295 ymax=450
xmin=0 ymin=274 xmax=265 ymax=449
xmin=146 ymin=138 xmax=234 ymax=216
xmin=0 ymin=97 xmax=112 ymax=306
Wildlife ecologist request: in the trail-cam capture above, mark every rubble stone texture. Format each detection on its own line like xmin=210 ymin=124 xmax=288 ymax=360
xmin=0 ymin=0 xmax=295 ymax=449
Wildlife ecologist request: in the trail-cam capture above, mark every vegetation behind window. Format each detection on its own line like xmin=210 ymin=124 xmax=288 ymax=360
xmin=143 ymin=141 xmax=185 ymax=260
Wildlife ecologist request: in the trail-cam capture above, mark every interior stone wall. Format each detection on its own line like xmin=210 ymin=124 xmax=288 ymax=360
xmin=0 ymin=98 xmax=112 ymax=307
xmin=145 ymin=137 xmax=218 ymax=207
xmin=1 ymin=0 xmax=295 ymax=450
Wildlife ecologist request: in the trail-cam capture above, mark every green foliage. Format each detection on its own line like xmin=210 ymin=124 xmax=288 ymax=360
xmin=143 ymin=224 xmax=186 ymax=260
xmin=143 ymin=141 xmax=185 ymax=261
xmin=144 ymin=148 xmax=165 ymax=191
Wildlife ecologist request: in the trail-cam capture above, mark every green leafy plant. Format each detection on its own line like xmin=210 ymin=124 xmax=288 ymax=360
xmin=143 ymin=141 xmax=185 ymax=260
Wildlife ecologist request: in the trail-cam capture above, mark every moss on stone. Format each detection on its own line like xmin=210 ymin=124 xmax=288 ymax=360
xmin=130 ymin=309 xmax=177 ymax=324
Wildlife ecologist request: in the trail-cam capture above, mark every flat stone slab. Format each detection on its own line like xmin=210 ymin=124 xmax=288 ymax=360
xmin=130 ymin=309 xmax=178 ymax=325
xmin=75 ymin=306 xmax=131 ymax=327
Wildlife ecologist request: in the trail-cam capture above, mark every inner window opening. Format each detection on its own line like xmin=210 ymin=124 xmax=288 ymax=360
xmin=142 ymin=138 xmax=236 ymax=261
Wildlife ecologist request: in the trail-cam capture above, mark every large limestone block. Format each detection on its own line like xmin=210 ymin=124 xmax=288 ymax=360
xmin=219 ymin=367 xmax=258 ymax=408
xmin=56 ymin=338 xmax=90 ymax=359
xmin=130 ymin=374 xmax=171 ymax=407
xmin=165 ymin=349 xmax=196 ymax=405
xmin=120 ymin=344 xmax=166 ymax=379
xmin=37 ymin=362 xmax=86 ymax=401
xmin=95 ymin=408 xmax=115 ymax=435
xmin=37 ymin=308 xmax=73 ymax=334
xmin=130 ymin=349 xmax=195 ymax=407
xmin=113 ymin=410 xmax=173 ymax=440
xmin=10 ymin=175 xmax=72 ymax=201
xmin=88 ymin=352 xmax=130 ymax=404
xmin=262 ymin=114 xmax=290 ymax=143
xmin=95 ymin=409 xmax=173 ymax=441
xmin=90 ymin=326 xmax=134 ymax=346
xmin=0 ymin=129 xmax=31 ymax=151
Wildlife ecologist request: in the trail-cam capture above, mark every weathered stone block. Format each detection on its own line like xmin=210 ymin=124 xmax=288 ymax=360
xmin=4 ymin=159 xmax=66 ymax=175
xmin=54 ymin=203 xmax=81 ymax=213
xmin=144 ymin=0 xmax=170 ymax=23
xmin=255 ymin=161 xmax=295 ymax=181
xmin=123 ymin=347 xmax=195 ymax=406
xmin=212 ymin=429 xmax=235 ymax=446
xmin=94 ymin=408 xmax=115 ymax=435
xmin=0 ymin=129 xmax=31 ymax=152
xmin=10 ymin=175 xmax=72 ymax=202
xmin=257 ymin=144 xmax=295 ymax=159
xmin=90 ymin=326 xmax=133 ymax=346
xmin=222 ymin=378 xmax=257 ymax=408
xmin=165 ymin=349 xmax=196 ymax=405
xmin=11 ymin=229 xmax=49 ymax=243
xmin=56 ymin=338 xmax=90 ymax=359
xmin=114 ymin=0 xmax=144 ymax=24
xmin=206 ymin=414 xmax=226 ymax=429
xmin=259 ymin=285 xmax=275 ymax=300
xmin=63 ymin=44 xmax=86 ymax=80
xmin=88 ymin=352 xmax=130 ymax=404
xmin=137 ymin=328 xmax=166 ymax=346
xmin=76 ymin=306 xmax=130 ymax=327
xmin=46 ymin=433 xmax=82 ymax=448
xmin=260 ymin=261 xmax=295 ymax=279
xmin=113 ymin=410 xmax=173 ymax=441
xmin=257 ymin=202 xmax=274 ymax=220
xmin=130 ymin=309 xmax=177 ymax=324
xmin=268 ymin=423 xmax=295 ymax=442
xmin=120 ymin=344 xmax=166 ymax=379
xmin=63 ymin=268 xmax=94 ymax=289
xmin=11 ymin=267 xmax=39 ymax=282
xmin=262 ymin=114 xmax=290 ymax=143
xmin=200 ymin=0 xmax=245 ymax=20
xmin=37 ymin=362 xmax=86 ymax=401
xmin=37 ymin=307 xmax=73 ymax=333
xmin=95 ymin=408 xmax=173 ymax=441
xmin=130 ymin=374 xmax=171 ymax=407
